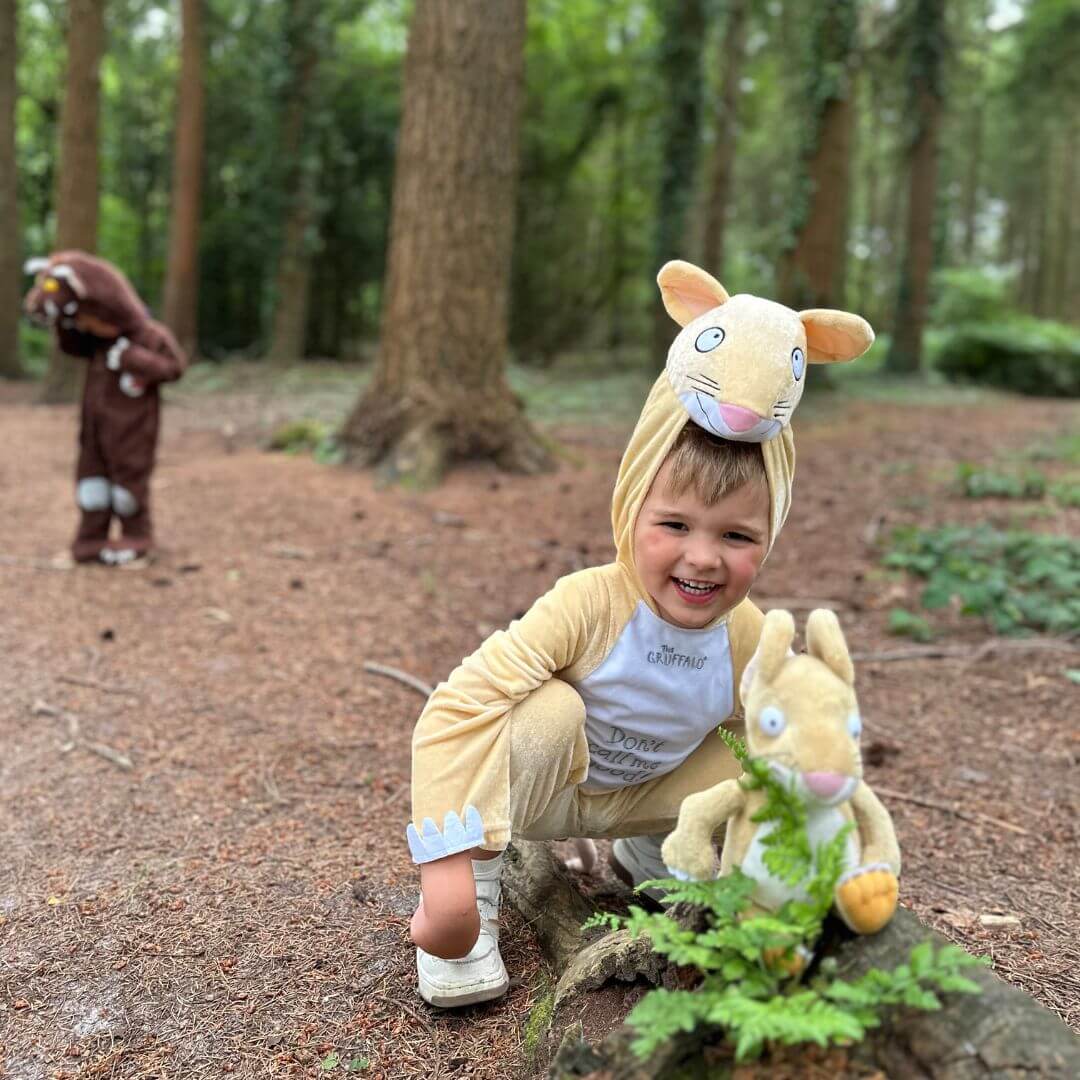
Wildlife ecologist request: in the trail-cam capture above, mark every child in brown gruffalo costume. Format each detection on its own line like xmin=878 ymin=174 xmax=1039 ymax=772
xmin=24 ymin=251 xmax=187 ymax=564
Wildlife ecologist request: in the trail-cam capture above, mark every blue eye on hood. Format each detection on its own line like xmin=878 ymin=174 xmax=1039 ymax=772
xmin=792 ymin=347 xmax=806 ymax=380
xmin=695 ymin=327 xmax=726 ymax=353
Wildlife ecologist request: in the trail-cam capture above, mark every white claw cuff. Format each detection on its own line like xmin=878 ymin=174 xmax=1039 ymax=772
xmin=407 ymin=805 xmax=485 ymax=864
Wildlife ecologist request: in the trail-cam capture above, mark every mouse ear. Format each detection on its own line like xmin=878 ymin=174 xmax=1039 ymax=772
xmin=657 ymin=261 xmax=730 ymax=327
xmin=49 ymin=263 xmax=88 ymax=299
xmin=805 ymin=608 xmax=854 ymax=686
xmin=799 ymin=309 xmax=874 ymax=363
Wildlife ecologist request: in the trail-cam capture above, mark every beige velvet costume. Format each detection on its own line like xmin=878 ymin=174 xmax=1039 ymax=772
xmin=407 ymin=261 xmax=873 ymax=864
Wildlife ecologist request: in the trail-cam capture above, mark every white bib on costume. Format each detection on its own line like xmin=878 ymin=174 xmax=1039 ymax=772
xmin=577 ymin=601 xmax=734 ymax=792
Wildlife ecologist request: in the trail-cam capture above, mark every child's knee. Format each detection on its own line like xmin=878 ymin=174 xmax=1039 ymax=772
xmin=509 ymin=678 xmax=587 ymax=767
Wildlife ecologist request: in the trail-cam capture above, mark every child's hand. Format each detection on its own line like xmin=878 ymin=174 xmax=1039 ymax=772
xmin=411 ymin=850 xmax=481 ymax=959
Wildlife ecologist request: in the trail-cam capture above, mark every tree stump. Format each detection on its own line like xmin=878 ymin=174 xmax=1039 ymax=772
xmin=502 ymin=841 xmax=1080 ymax=1079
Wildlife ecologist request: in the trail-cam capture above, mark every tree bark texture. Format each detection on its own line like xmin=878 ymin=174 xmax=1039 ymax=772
xmin=0 ymin=0 xmax=20 ymax=378
xmin=266 ymin=0 xmax=323 ymax=365
xmin=342 ymin=0 xmax=551 ymax=487
xmin=700 ymin=0 xmax=747 ymax=280
xmin=887 ymin=0 xmax=945 ymax=375
xmin=777 ymin=0 xmax=858 ymax=312
xmin=163 ymin=0 xmax=205 ymax=359
xmin=650 ymin=0 xmax=707 ymax=365
xmin=41 ymin=0 xmax=105 ymax=403
xmin=504 ymin=844 xmax=1080 ymax=1079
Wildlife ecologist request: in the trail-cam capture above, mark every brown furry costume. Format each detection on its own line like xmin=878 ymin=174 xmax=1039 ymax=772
xmin=24 ymin=251 xmax=187 ymax=563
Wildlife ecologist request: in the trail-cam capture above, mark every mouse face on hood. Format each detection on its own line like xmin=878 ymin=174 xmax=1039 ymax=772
xmin=609 ymin=261 xmax=875 ymax=623
xmin=23 ymin=250 xmax=148 ymax=340
xmin=658 ymin=260 xmax=875 ymax=442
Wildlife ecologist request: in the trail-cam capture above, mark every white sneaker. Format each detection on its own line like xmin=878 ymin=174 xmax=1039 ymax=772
xmin=416 ymin=854 xmax=509 ymax=1008
xmin=609 ymin=834 xmax=672 ymax=905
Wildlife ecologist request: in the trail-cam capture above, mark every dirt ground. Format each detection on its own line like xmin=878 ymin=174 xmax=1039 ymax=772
xmin=1 ymin=370 xmax=1077 ymax=1080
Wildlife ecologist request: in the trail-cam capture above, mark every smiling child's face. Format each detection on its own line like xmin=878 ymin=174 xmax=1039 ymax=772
xmin=633 ymin=455 xmax=770 ymax=630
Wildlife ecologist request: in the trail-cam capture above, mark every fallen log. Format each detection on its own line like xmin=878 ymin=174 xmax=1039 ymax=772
xmin=503 ymin=841 xmax=1080 ymax=1079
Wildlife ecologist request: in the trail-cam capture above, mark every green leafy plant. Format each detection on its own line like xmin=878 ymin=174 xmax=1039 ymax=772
xmin=884 ymin=525 xmax=1080 ymax=635
xmin=955 ymin=462 xmax=1046 ymax=499
xmin=586 ymin=732 xmax=983 ymax=1062
xmin=269 ymin=418 xmax=345 ymax=465
xmin=888 ymin=608 xmax=934 ymax=643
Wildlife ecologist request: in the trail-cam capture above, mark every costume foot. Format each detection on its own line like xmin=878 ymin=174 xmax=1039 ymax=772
xmin=72 ymin=539 xmax=109 ymax=563
xmin=100 ymin=539 xmax=152 ymax=565
xmin=835 ymin=864 xmax=898 ymax=934
xmin=416 ymin=853 xmax=509 ymax=1009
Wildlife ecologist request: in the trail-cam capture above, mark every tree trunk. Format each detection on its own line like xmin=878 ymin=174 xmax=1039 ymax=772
xmin=341 ymin=0 xmax=551 ymax=487
xmin=1048 ymin=121 xmax=1075 ymax=321
xmin=650 ymin=0 xmax=707 ymax=365
xmin=887 ymin=0 xmax=945 ymax=375
xmin=41 ymin=0 xmax=105 ymax=403
xmin=0 ymin=0 xmax=20 ymax=379
xmin=959 ymin=108 xmax=983 ymax=262
xmin=163 ymin=0 xmax=205 ymax=359
xmin=776 ymin=0 xmax=858 ymax=312
xmin=700 ymin=0 xmax=747 ymax=280
xmin=502 ymin=843 xmax=1080 ymax=1078
xmin=266 ymin=0 xmax=323 ymax=366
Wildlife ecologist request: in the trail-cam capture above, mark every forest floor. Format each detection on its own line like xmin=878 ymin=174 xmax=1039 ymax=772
xmin=1 ymin=364 xmax=1078 ymax=1080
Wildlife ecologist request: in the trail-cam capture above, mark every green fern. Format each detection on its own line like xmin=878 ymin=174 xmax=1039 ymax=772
xmin=590 ymin=730 xmax=984 ymax=1062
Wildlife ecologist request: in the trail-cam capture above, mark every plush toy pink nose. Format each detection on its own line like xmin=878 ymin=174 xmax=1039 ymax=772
xmin=718 ymin=403 xmax=762 ymax=432
xmin=802 ymin=771 xmax=846 ymax=799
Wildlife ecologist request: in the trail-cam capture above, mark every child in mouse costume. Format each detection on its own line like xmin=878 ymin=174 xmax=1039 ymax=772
xmin=406 ymin=260 xmax=875 ymax=1008
xmin=661 ymin=607 xmax=900 ymax=939
xmin=24 ymin=251 xmax=187 ymax=564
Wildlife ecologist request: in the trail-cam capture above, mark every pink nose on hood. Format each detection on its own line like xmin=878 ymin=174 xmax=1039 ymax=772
xmin=718 ymin=403 xmax=762 ymax=432
xmin=802 ymin=771 xmax=848 ymax=800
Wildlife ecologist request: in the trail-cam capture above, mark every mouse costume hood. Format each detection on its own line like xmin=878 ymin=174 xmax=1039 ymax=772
xmin=406 ymin=262 xmax=874 ymax=862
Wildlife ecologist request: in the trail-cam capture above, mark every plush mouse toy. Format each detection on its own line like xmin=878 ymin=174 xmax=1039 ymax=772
xmin=24 ymin=251 xmax=187 ymax=564
xmin=661 ymin=608 xmax=900 ymax=936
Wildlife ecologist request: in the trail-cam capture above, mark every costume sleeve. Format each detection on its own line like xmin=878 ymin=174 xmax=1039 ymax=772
xmin=726 ymin=597 xmax=765 ymax=712
xmin=408 ymin=569 xmax=608 ymax=862
xmin=114 ymin=321 xmax=187 ymax=385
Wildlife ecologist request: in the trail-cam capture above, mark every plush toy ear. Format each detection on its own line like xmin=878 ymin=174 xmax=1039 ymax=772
xmin=743 ymin=609 xmax=795 ymax=700
xmin=49 ymin=263 xmax=87 ymax=299
xmin=799 ymin=309 xmax=874 ymax=363
xmin=657 ymin=260 xmax=730 ymax=327
xmin=805 ymin=608 xmax=854 ymax=686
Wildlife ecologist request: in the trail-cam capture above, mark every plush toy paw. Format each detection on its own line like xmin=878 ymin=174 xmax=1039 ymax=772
xmin=762 ymin=943 xmax=811 ymax=977
xmin=660 ymin=831 xmax=718 ymax=883
xmin=834 ymin=864 xmax=898 ymax=934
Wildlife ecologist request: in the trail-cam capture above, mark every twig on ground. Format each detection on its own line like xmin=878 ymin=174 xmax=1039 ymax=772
xmin=363 ymin=662 xmax=434 ymax=698
xmin=0 ymin=554 xmax=72 ymax=571
xmin=31 ymin=699 xmax=133 ymax=771
xmin=758 ymin=597 xmax=848 ymax=611
xmin=875 ymin=785 xmax=1030 ymax=836
xmin=852 ymin=637 xmax=1079 ymax=664
xmin=58 ymin=674 xmax=142 ymax=699
xmin=84 ymin=742 xmax=134 ymax=771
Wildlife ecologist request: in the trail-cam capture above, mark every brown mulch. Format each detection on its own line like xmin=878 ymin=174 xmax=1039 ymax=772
xmin=1 ymin=375 xmax=1077 ymax=1080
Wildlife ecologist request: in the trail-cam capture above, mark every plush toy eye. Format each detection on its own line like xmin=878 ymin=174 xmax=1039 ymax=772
xmin=791 ymin=347 xmax=805 ymax=380
xmin=695 ymin=327 xmax=726 ymax=353
xmin=847 ymin=711 xmax=862 ymax=739
xmin=758 ymin=706 xmax=786 ymax=738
